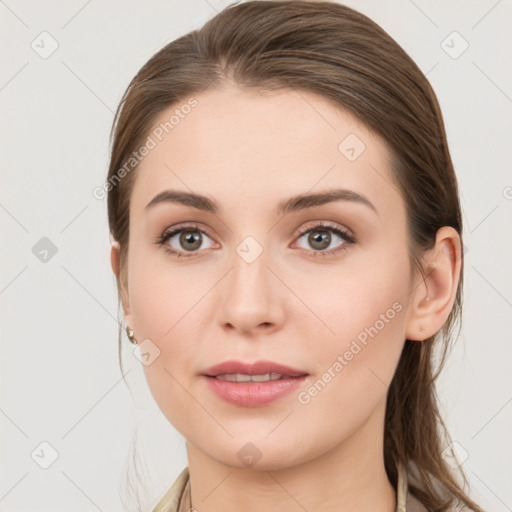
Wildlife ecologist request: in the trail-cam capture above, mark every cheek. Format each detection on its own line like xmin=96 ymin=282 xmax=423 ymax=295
xmin=302 ymin=248 xmax=407 ymax=335
xmin=128 ymin=252 xmax=212 ymax=409
xmin=131 ymin=260 xmax=205 ymax=431
xmin=295 ymin=249 xmax=409 ymax=391
xmin=128 ymin=244 xmax=198 ymax=339
xmin=291 ymin=278 xmax=407 ymax=443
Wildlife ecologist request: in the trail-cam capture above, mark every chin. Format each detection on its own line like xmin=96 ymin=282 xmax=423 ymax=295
xmin=196 ymin=434 xmax=318 ymax=473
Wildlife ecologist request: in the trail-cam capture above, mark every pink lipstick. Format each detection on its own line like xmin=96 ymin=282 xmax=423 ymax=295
xmin=201 ymin=360 xmax=308 ymax=407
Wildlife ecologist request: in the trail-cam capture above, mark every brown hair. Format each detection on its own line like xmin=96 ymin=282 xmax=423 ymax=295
xmin=107 ymin=1 xmax=482 ymax=510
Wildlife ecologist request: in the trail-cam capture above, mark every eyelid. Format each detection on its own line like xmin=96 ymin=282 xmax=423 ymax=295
xmin=160 ymin=221 xmax=216 ymax=241
xmin=293 ymin=220 xmax=355 ymax=242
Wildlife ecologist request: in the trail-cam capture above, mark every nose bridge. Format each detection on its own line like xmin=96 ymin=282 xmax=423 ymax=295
xmin=217 ymin=233 xmax=282 ymax=332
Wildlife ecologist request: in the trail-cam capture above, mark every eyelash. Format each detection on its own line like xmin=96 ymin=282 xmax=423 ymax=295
xmin=155 ymin=221 xmax=356 ymax=259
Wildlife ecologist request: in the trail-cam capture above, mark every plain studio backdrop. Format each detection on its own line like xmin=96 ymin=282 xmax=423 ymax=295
xmin=0 ymin=1 xmax=511 ymax=511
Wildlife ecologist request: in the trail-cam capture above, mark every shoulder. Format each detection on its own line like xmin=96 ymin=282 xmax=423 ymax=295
xmin=152 ymin=467 xmax=190 ymax=512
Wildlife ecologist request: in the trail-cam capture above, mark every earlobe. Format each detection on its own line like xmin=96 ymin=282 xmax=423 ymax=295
xmin=405 ymin=227 xmax=462 ymax=341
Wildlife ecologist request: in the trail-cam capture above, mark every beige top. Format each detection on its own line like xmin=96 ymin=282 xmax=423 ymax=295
xmin=152 ymin=463 xmax=428 ymax=512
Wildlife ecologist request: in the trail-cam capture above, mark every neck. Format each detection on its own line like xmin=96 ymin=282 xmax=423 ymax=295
xmin=185 ymin=398 xmax=396 ymax=512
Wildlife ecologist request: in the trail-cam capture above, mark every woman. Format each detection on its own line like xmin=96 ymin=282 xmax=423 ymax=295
xmin=107 ymin=1 xmax=484 ymax=510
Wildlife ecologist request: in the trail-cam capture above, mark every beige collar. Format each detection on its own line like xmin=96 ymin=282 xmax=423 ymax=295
xmin=153 ymin=463 xmax=424 ymax=512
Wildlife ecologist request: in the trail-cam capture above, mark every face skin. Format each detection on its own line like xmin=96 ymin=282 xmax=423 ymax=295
xmin=111 ymin=82 xmax=461 ymax=512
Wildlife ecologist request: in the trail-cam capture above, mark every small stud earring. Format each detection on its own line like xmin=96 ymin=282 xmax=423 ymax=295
xmin=126 ymin=325 xmax=137 ymax=345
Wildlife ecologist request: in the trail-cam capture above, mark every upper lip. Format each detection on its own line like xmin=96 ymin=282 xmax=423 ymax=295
xmin=202 ymin=360 xmax=308 ymax=377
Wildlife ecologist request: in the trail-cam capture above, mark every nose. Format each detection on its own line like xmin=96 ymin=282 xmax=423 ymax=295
xmin=216 ymin=243 xmax=285 ymax=336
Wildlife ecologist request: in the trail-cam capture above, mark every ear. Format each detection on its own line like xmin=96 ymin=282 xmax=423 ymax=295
xmin=110 ymin=240 xmax=134 ymax=328
xmin=405 ymin=226 xmax=462 ymax=341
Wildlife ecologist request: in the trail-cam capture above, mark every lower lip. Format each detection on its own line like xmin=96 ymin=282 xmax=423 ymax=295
xmin=203 ymin=375 xmax=308 ymax=407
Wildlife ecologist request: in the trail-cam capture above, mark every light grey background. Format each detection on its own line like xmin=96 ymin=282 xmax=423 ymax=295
xmin=1 ymin=1 xmax=511 ymax=511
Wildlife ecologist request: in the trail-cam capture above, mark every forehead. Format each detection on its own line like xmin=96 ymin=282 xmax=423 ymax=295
xmin=129 ymin=84 xmax=400 ymax=220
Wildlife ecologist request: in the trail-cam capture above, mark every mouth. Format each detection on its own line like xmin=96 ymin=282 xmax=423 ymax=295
xmin=202 ymin=359 xmax=308 ymax=378
xmin=201 ymin=360 xmax=309 ymax=407
xmin=212 ymin=372 xmax=290 ymax=382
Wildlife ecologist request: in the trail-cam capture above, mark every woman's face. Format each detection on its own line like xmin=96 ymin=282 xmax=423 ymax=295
xmin=119 ymin=84 xmax=418 ymax=470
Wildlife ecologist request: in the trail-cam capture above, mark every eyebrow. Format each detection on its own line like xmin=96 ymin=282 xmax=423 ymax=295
xmin=144 ymin=188 xmax=377 ymax=216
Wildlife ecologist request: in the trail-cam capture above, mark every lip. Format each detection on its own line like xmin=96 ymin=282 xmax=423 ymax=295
xmin=201 ymin=360 xmax=309 ymax=408
xmin=202 ymin=360 xmax=308 ymax=378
